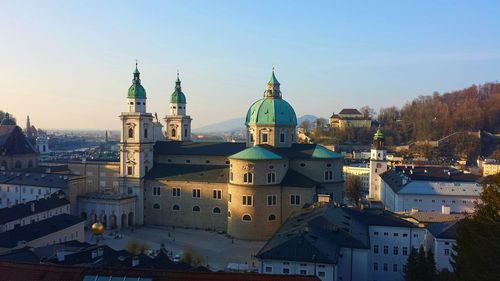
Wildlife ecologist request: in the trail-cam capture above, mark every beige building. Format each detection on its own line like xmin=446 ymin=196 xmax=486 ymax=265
xmin=329 ymin=108 xmax=371 ymax=129
xmin=71 ymin=67 xmax=344 ymax=241
xmin=483 ymin=159 xmax=500 ymax=176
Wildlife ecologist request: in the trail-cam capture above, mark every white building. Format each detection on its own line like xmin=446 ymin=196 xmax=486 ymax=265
xmin=426 ymin=220 xmax=459 ymax=272
xmin=343 ymin=164 xmax=370 ymax=193
xmin=256 ymin=203 xmax=428 ymax=281
xmin=379 ymin=167 xmax=482 ymax=213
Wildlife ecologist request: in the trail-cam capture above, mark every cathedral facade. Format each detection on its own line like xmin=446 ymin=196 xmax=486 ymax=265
xmin=75 ymin=65 xmax=344 ymax=240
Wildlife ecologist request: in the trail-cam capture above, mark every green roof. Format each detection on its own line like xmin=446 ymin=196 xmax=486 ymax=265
xmin=310 ymin=145 xmax=343 ymax=159
xmin=170 ymin=74 xmax=186 ymax=104
xmin=229 ymin=145 xmax=283 ymax=160
xmin=373 ymin=128 xmax=385 ymax=140
xmin=245 ymin=98 xmax=297 ymax=126
xmin=268 ymin=69 xmax=280 ymax=85
xmin=127 ymin=66 xmax=147 ymax=99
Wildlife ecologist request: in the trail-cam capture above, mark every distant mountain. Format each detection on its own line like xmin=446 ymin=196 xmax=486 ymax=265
xmin=193 ymin=115 xmax=319 ymax=134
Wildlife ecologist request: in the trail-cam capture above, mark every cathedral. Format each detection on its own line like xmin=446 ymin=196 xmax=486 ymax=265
xmin=72 ymin=64 xmax=344 ymax=240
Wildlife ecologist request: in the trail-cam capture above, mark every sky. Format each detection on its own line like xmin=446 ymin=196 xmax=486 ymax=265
xmin=1 ymin=0 xmax=500 ymax=130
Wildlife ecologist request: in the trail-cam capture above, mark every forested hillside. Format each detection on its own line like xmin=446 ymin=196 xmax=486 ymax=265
xmin=379 ymin=82 xmax=500 ymax=146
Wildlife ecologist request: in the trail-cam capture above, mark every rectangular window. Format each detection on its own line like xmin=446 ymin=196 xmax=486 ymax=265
xmin=242 ymin=195 xmax=253 ymax=206
xmin=265 ymin=266 xmax=272 ymax=273
xmin=373 ymin=263 xmax=378 ymax=271
xmin=172 ymin=187 xmax=181 ymax=197
xmin=267 ymin=195 xmax=277 ymax=206
xmin=228 ymin=193 xmax=232 ymax=203
xmin=393 ymin=246 xmax=398 ymax=255
xmin=300 ymin=270 xmax=307 ymax=275
xmin=324 ymin=171 xmax=333 ymax=181
xmin=383 ymin=245 xmax=388 ymax=254
xmin=152 ymin=187 xmax=161 ymax=196
xmin=192 ymin=189 xmax=201 ymax=198
xmin=383 ymin=263 xmax=388 ymax=272
xmin=393 ymin=264 xmax=398 ymax=272
xmin=213 ymin=189 xmax=222 ymax=200
xmin=374 ymin=231 xmax=379 ymax=236
xmin=403 ymin=233 xmax=408 ymax=237
xmin=373 ymin=245 xmax=379 ymax=254
xmin=280 ymin=133 xmax=285 ymax=143
xmin=127 ymin=166 xmax=133 ymax=176
xmin=403 ymin=247 xmax=408 ymax=256
xmin=262 ymin=133 xmax=268 ymax=143
xmin=290 ymin=195 xmax=301 ymax=205
xmin=444 ymin=249 xmax=450 ymax=255
xmin=230 ymin=172 xmax=233 ymax=181
xmin=318 ymin=271 xmax=325 ymax=277
xmin=267 ymin=172 xmax=276 ymax=184
xmin=283 ymin=268 xmax=290 ymax=274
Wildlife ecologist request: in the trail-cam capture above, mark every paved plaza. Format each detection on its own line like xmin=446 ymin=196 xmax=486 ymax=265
xmin=86 ymin=225 xmax=266 ymax=271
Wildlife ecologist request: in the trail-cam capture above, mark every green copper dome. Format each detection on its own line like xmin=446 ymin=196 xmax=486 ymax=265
xmin=170 ymin=73 xmax=186 ymax=104
xmin=127 ymin=65 xmax=147 ymax=99
xmin=245 ymin=69 xmax=297 ymax=126
xmin=373 ymin=128 xmax=385 ymax=141
xmin=229 ymin=145 xmax=283 ymax=160
xmin=310 ymin=144 xmax=343 ymax=159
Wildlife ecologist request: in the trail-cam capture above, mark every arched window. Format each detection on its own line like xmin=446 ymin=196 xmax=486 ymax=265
xmin=1 ymin=160 xmax=8 ymax=170
xmin=228 ymin=211 xmax=231 ymax=218
xmin=171 ymin=129 xmax=176 ymax=137
xmin=192 ymin=206 xmax=200 ymax=212
xmin=153 ymin=203 xmax=160 ymax=209
xmin=243 ymin=172 xmax=253 ymax=184
xmin=128 ymin=128 xmax=134 ymax=138
xmin=14 ymin=161 xmax=22 ymax=169
xmin=242 ymin=214 xmax=252 ymax=221
xmin=144 ymin=128 xmax=148 ymax=138
xmin=268 ymin=214 xmax=276 ymax=221
xmin=172 ymin=204 xmax=180 ymax=211
xmin=213 ymin=207 xmax=221 ymax=214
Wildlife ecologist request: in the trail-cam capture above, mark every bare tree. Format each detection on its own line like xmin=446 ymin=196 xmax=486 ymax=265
xmin=344 ymin=176 xmax=362 ymax=206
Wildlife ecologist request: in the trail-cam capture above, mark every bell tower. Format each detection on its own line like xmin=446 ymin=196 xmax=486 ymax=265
xmin=164 ymin=71 xmax=192 ymax=141
xmin=369 ymin=128 xmax=387 ymax=200
xmin=119 ymin=62 xmax=154 ymax=179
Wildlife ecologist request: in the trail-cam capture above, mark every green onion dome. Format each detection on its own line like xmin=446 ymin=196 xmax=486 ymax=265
xmin=127 ymin=65 xmax=147 ymax=99
xmin=170 ymin=73 xmax=186 ymax=104
xmin=373 ymin=128 xmax=385 ymax=141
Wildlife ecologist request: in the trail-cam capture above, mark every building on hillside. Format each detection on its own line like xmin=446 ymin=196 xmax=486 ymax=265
xmin=378 ymin=166 xmax=482 ymax=213
xmin=0 ymin=113 xmax=39 ymax=170
xmin=69 ymin=66 xmax=344 ymax=240
xmin=0 ymin=191 xmax=69 ymax=233
xmin=343 ymin=164 xmax=370 ymax=193
xmin=0 ymin=214 xmax=84 ymax=252
xmin=256 ymin=202 xmax=427 ymax=281
xmin=482 ymin=159 xmax=500 ymax=176
xmin=329 ymin=109 xmax=371 ymax=129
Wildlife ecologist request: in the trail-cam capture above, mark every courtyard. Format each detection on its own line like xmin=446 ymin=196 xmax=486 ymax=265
xmin=85 ymin=225 xmax=266 ymax=271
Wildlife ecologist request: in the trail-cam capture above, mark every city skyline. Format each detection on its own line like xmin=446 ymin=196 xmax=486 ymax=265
xmin=2 ymin=0 xmax=500 ymax=130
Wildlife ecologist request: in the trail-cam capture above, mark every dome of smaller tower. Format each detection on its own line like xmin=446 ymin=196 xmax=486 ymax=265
xmin=170 ymin=72 xmax=186 ymax=103
xmin=373 ymin=128 xmax=385 ymax=141
xmin=127 ymin=65 xmax=147 ymax=99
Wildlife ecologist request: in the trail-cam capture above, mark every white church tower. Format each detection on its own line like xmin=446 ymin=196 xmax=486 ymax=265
xmin=369 ymin=128 xmax=387 ymax=201
xmin=119 ymin=62 xmax=155 ymax=178
xmin=164 ymin=71 xmax=192 ymax=141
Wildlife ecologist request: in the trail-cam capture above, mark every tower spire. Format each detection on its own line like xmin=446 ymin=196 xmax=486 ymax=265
xmin=264 ymin=67 xmax=281 ymax=98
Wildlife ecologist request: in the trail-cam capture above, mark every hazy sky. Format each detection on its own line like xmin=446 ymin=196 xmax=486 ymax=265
xmin=2 ymin=0 xmax=500 ymax=130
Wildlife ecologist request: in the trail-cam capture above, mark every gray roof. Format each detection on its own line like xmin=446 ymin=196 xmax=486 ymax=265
xmin=0 ymin=214 xmax=84 ymax=248
xmin=426 ymin=220 xmax=460 ymax=239
xmin=281 ymin=169 xmax=318 ymax=188
xmin=146 ymin=164 xmax=228 ymax=183
xmin=394 ymin=166 xmax=480 ymax=182
xmin=0 ymin=191 xmax=69 ymax=224
xmin=0 ymin=125 xmax=37 ymax=155
xmin=154 ymin=141 xmax=246 ymax=157
xmin=0 ymin=171 xmax=81 ymax=188
xmin=257 ymin=204 xmax=417 ymax=264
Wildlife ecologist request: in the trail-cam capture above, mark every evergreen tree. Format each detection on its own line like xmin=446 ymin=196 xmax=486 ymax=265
xmin=404 ymin=247 xmax=419 ymax=281
xmin=452 ymin=174 xmax=500 ymax=281
xmin=426 ymin=249 xmax=437 ymax=281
